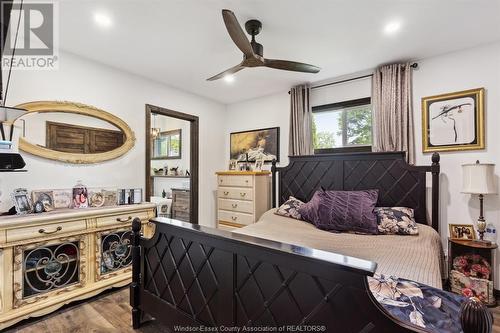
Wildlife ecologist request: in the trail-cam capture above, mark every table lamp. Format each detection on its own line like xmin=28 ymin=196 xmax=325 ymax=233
xmin=462 ymin=161 xmax=497 ymax=242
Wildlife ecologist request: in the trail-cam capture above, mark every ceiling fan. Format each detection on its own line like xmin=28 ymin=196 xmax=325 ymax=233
xmin=207 ymin=9 xmax=321 ymax=81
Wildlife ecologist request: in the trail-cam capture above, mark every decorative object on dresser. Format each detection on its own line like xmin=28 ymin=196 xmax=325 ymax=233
xmin=230 ymin=127 xmax=279 ymax=162
xmin=448 ymin=238 xmax=497 ymax=306
xmin=253 ymin=156 xmax=264 ymax=171
xmin=118 ymin=188 xmax=143 ymax=205
xmin=0 ymin=203 xmax=155 ymax=330
xmin=462 ymin=161 xmax=496 ymax=243
xmin=449 ymin=224 xmax=476 ymax=241
xmin=228 ymin=159 xmax=237 ymax=171
xmin=171 ymin=188 xmax=190 ymax=222
xmin=216 ymin=171 xmax=271 ymax=230
xmin=422 ymin=88 xmax=485 ymax=153
xmin=11 ymin=188 xmax=32 ymax=214
xmin=14 ymin=101 xmax=136 ymax=164
xmin=72 ymin=180 xmax=89 ymax=209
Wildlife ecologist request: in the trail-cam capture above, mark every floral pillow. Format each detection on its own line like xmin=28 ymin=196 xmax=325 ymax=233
xmin=368 ymin=274 xmax=465 ymax=333
xmin=375 ymin=207 xmax=418 ymax=235
xmin=275 ymin=196 xmax=304 ymax=220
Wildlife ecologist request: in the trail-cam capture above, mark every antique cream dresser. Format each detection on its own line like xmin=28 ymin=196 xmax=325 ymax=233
xmin=0 ymin=203 xmax=155 ymax=330
xmin=216 ymin=171 xmax=271 ymax=230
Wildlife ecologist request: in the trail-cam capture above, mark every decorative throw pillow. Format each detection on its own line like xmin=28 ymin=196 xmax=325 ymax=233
xmin=297 ymin=190 xmax=323 ymax=225
xmin=315 ymin=190 xmax=380 ymax=234
xmin=375 ymin=207 xmax=419 ymax=235
xmin=275 ymin=196 xmax=304 ymax=220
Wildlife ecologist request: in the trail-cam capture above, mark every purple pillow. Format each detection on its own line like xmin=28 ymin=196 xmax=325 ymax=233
xmin=317 ymin=190 xmax=379 ymax=234
xmin=297 ymin=191 xmax=323 ymax=225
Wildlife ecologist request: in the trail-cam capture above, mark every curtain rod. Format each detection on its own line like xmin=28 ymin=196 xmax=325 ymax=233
xmin=288 ymin=62 xmax=418 ymax=94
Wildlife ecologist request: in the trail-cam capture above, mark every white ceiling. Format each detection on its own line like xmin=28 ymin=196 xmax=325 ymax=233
xmin=58 ymin=0 xmax=500 ymax=104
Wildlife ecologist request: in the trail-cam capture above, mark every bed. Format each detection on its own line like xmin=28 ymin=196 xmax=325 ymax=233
xmin=130 ymin=152 xmax=492 ymax=333
xmin=233 ymin=209 xmax=444 ymax=289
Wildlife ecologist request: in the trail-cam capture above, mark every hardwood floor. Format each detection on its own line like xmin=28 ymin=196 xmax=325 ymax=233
xmin=4 ymin=288 xmax=170 ymax=333
xmin=5 ymin=287 xmax=500 ymax=332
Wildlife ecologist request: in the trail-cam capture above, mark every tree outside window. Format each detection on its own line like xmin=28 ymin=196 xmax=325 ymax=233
xmin=312 ymin=99 xmax=372 ymax=151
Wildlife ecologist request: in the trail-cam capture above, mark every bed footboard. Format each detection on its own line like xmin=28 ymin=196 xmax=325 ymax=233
xmin=130 ymin=218 xmax=492 ymax=333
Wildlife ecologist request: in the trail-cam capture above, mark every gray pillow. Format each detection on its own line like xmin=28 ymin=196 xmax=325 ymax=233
xmin=309 ymin=189 xmax=379 ymax=234
xmin=275 ymin=196 xmax=304 ymax=220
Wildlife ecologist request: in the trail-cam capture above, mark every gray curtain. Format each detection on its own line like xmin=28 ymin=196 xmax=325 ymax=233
xmin=372 ymin=63 xmax=415 ymax=164
xmin=289 ymin=84 xmax=313 ymax=156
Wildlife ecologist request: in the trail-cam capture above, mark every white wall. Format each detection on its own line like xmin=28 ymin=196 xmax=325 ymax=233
xmin=225 ymin=41 xmax=500 ymax=285
xmin=413 ymin=42 xmax=500 ymax=250
xmin=0 ymin=51 xmax=226 ymax=227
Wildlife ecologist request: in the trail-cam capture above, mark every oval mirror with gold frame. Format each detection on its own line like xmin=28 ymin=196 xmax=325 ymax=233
xmin=14 ymin=101 xmax=135 ymax=164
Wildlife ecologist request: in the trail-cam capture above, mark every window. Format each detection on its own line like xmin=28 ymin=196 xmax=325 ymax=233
xmin=153 ymin=129 xmax=181 ymax=159
xmin=312 ymin=97 xmax=372 ymax=153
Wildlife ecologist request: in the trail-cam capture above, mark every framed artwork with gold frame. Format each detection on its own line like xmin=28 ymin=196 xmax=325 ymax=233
xmin=422 ymin=88 xmax=484 ymax=153
xmin=449 ymin=224 xmax=476 ymax=241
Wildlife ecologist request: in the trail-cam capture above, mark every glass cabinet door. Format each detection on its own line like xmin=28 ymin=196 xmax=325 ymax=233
xmin=13 ymin=236 xmax=86 ymax=308
xmin=96 ymin=228 xmax=132 ymax=281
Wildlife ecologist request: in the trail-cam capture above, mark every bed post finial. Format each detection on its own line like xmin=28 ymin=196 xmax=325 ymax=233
xmin=271 ymin=159 xmax=277 ymax=208
xmin=460 ymin=297 xmax=493 ymax=333
xmin=432 ymin=152 xmax=440 ymax=165
xmin=130 ymin=218 xmax=142 ymax=329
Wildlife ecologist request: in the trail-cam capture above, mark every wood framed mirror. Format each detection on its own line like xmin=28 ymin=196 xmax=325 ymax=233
xmin=13 ymin=101 xmax=135 ymax=164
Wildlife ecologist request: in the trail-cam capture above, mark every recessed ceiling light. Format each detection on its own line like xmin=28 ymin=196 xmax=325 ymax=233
xmin=384 ymin=20 xmax=402 ymax=35
xmin=93 ymin=12 xmax=113 ymax=28
xmin=224 ymin=75 xmax=235 ymax=83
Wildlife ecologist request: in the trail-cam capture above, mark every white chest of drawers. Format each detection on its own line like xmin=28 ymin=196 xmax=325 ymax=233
xmin=216 ymin=171 xmax=271 ymax=230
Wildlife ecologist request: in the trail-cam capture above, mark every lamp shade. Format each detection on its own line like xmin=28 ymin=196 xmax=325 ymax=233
xmin=462 ymin=162 xmax=497 ymax=194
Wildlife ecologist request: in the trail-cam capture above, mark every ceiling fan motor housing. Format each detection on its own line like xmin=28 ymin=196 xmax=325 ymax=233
xmin=245 ymin=19 xmax=264 ymax=56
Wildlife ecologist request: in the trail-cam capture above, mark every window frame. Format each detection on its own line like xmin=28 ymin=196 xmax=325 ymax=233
xmin=312 ymin=97 xmax=372 ymax=154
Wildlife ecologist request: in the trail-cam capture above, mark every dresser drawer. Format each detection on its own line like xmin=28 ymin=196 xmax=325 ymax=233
xmin=6 ymin=220 xmax=86 ymax=243
xmin=217 ymin=175 xmax=253 ymax=187
xmin=218 ymin=187 xmax=253 ymax=201
xmin=218 ymin=210 xmax=255 ymax=226
xmin=218 ymin=198 xmax=253 ymax=214
xmin=96 ymin=210 xmax=151 ymax=228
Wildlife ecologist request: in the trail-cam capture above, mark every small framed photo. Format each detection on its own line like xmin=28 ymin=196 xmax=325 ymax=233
xmin=229 ymin=159 xmax=237 ymax=171
xmin=422 ymin=88 xmax=484 ymax=153
xmin=11 ymin=188 xmax=32 ymax=215
xmin=53 ymin=189 xmax=72 ymax=209
xmin=449 ymin=224 xmax=476 ymax=241
xmin=253 ymin=157 xmax=264 ymax=172
xmin=31 ymin=190 xmax=55 ymax=211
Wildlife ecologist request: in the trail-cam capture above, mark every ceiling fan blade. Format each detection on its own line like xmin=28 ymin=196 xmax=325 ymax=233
xmin=264 ymin=59 xmax=320 ymax=73
xmin=222 ymin=9 xmax=255 ymax=57
xmin=206 ymin=64 xmax=245 ymax=81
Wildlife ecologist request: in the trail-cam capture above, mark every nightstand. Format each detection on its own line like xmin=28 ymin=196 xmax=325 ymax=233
xmin=448 ymin=238 xmax=497 ymax=306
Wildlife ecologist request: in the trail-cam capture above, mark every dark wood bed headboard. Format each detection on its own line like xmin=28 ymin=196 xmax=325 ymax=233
xmin=271 ymin=151 xmax=441 ymax=232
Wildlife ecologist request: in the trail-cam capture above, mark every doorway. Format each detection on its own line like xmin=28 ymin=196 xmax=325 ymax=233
xmin=145 ymin=104 xmax=199 ymax=224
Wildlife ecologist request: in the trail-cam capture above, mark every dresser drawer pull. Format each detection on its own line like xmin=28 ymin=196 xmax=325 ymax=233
xmin=240 ymin=193 xmax=246 ymax=197
xmin=231 ymin=216 xmax=238 ymax=221
xmin=245 ymin=180 xmax=249 ymax=183
xmin=38 ymin=226 xmax=62 ymax=235
xmin=223 ymin=191 xmax=229 ymax=196
xmin=232 ymin=204 xmax=238 ymax=208
xmin=116 ymin=216 xmax=133 ymax=223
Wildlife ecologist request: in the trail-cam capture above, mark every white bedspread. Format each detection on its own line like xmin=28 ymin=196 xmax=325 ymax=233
xmin=233 ymin=209 xmax=444 ymax=289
